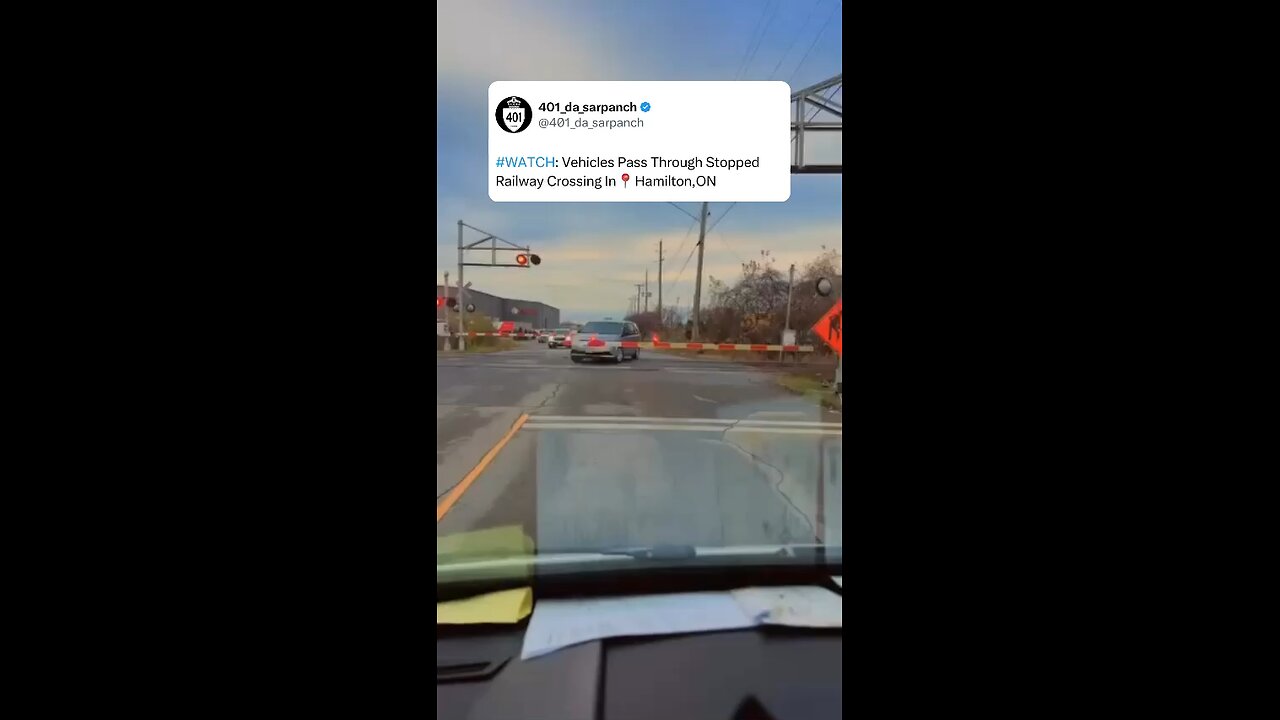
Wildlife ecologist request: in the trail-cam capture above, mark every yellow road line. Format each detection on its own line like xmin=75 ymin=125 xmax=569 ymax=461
xmin=436 ymin=413 xmax=529 ymax=522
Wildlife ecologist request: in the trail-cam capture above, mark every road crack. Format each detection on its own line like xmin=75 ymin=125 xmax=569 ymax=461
xmin=536 ymin=382 xmax=564 ymax=409
xmin=718 ymin=419 xmax=817 ymax=542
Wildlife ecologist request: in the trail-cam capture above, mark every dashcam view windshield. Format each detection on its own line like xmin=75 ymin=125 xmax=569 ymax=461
xmin=437 ymin=3 xmax=843 ymax=712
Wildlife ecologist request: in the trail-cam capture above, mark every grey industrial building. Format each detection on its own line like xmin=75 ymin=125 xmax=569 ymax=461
xmin=435 ymin=285 xmax=560 ymax=331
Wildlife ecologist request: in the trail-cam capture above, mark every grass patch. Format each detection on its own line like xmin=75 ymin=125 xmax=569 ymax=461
xmin=653 ymin=347 xmax=834 ymax=364
xmin=462 ymin=338 xmax=518 ymax=353
xmin=777 ymin=374 xmax=826 ymax=394
xmin=776 ymin=372 xmax=841 ymax=410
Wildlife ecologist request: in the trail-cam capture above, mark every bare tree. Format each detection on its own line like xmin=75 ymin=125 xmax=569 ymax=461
xmin=694 ymin=248 xmax=841 ymax=346
xmin=660 ymin=305 xmax=684 ymax=329
xmin=790 ymin=249 xmax=842 ymax=346
xmin=623 ymin=311 xmax=663 ymax=337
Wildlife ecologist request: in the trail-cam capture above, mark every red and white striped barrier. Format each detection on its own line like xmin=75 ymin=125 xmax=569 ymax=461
xmin=625 ymin=341 xmax=814 ymax=352
xmin=447 ymin=333 xmax=814 ymax=352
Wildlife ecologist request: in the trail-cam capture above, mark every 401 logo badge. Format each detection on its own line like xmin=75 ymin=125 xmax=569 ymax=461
xmin=495 ymin=96 xmax=532 ymax=133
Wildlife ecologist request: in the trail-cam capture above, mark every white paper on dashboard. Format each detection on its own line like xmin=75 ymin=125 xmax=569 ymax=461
xmin=520 ymin=591 xmax=755 ymax=660
xmin=730 ymin=585 xmax=842 ymax=628
xmin=832 ymin=576 xmax=842 ymax=587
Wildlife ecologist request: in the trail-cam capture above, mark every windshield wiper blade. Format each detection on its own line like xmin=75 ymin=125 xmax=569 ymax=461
xmin=598 ymin=544 xmax=697 ymax=560
xmin=587 ymin=543 xmax=834 ymax=561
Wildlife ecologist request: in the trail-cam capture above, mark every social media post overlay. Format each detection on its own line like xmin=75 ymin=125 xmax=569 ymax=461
xmin=489 ymin=81 xmax=791 ymax=202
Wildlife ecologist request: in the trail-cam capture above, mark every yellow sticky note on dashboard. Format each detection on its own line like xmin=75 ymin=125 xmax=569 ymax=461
xmin=437 ymin=587 xmax=533 ymax=624
xmin=437 ymin=525 xmax=534 ymax=559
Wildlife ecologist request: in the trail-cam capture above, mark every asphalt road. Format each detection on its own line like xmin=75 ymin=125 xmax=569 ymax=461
xmin=436 ymin=343 xmax=842 ymax=553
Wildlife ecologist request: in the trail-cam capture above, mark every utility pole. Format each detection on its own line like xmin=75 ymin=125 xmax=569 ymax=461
xmin=657 ymin=239 xmax=664 ymax=326
xmin=781 ymin=263 xmax=795 ymax=364
xmin=692 ymin=202 xmax=708 ymax=340
xmin=634 ymin=283 xmax=643 ymax=318
xmin=443 ymin=271 xmax=451 ymax=352
xmin=644 ymin=269 xmax=649 ymax=313
xmin=783 ymin=263 xmax=795 ymax=331
xmin=457 ymin=220 xmax=466 ymax=351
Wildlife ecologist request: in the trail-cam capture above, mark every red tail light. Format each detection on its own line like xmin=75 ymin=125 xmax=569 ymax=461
xmin=587 ymin=334 xmax=605 ymax=348
xmin=566 ymin=333 xmax=574 ymax=343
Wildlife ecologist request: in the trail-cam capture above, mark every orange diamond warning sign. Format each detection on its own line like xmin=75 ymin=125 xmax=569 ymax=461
xmin=811 ymin=299 xmax=842 ymax=354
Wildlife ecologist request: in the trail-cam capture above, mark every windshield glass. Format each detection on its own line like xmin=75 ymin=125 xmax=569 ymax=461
xmin=580 ymin=321 xmax=625 ymax=335
xmin=437 ymin=0 xmax=842 ymax=585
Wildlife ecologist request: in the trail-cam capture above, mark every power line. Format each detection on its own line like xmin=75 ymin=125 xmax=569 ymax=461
xmin=656 ymin=214 xmax=702 ymax=310
xmin=741 ymin=0 xmax=781 ymax=79
xmin=666 ymin=202 xmax=699 ymax=222
xmin=733 ymin=2 xmax=770 ymax=80
xmin=670 ymin=236 xmax=700 ymax=296
xmin=671 ymin=203 xmax=738 ymax=298
xmin=788 ymin=0 xmax=840 ymax=83
xmin=666 ymin=203 xmax=740 ymax=308
xmin=672 ymin=241 xmax=697 ymax=288
xmin=707 ymin=203 xmax=738 ymax=234
xmin=768 ymin=0 xmax=821 ymax=79
xmin=707 ymin=203 xmax=744 ymax=266
xmin=667 ymin=215 xmax=700 ymax=282
xmin=717 ymin=233 xmax=744 ymax=266
xmin=735 ymin=0 xmax=775 ymax=80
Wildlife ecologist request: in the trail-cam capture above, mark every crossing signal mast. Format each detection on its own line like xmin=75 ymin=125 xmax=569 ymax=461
xmin=455 ymin=220 xmax=542 ymax=350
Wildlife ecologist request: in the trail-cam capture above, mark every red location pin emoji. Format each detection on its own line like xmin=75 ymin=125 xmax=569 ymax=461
xmin=622 ymin=173 xmax=630 ymax=188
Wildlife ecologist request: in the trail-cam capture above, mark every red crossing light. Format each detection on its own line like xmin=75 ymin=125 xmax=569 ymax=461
xmin=515 ymin=254 xmax=529 ymax=266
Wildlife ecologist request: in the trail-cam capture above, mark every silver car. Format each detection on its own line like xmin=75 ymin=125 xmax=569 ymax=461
xmin=570 ymin=320 xmax=641 ymax=363
xmin=547 ymin=328 xmax=573 ymax=348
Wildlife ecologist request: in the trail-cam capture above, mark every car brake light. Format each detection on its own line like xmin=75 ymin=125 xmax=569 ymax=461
xmin=587 ymin=335 xmax=605 ymax=348
xmin=566 ymin=333 xmax=574 ymax=343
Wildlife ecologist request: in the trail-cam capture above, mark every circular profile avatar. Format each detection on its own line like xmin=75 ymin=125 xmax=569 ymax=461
xmin=496 ymin=96 xmax=532 ymax=133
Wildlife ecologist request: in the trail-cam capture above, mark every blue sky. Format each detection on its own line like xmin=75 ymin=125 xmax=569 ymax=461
xmin=437 ymin=0 xmax=842 ymax=322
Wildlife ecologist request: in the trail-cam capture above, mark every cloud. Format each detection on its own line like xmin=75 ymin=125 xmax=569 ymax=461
xmin=433 ymin=0 xmax=845 ymax=321
xmin=436 ymin=0 xmax=626 ymax=89
xmin=437 ymin=220 xmax=842 ymax=321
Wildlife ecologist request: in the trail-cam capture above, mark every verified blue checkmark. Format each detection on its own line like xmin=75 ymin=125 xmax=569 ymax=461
xmin=640 ymin=102 xmax=651 ymax=112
